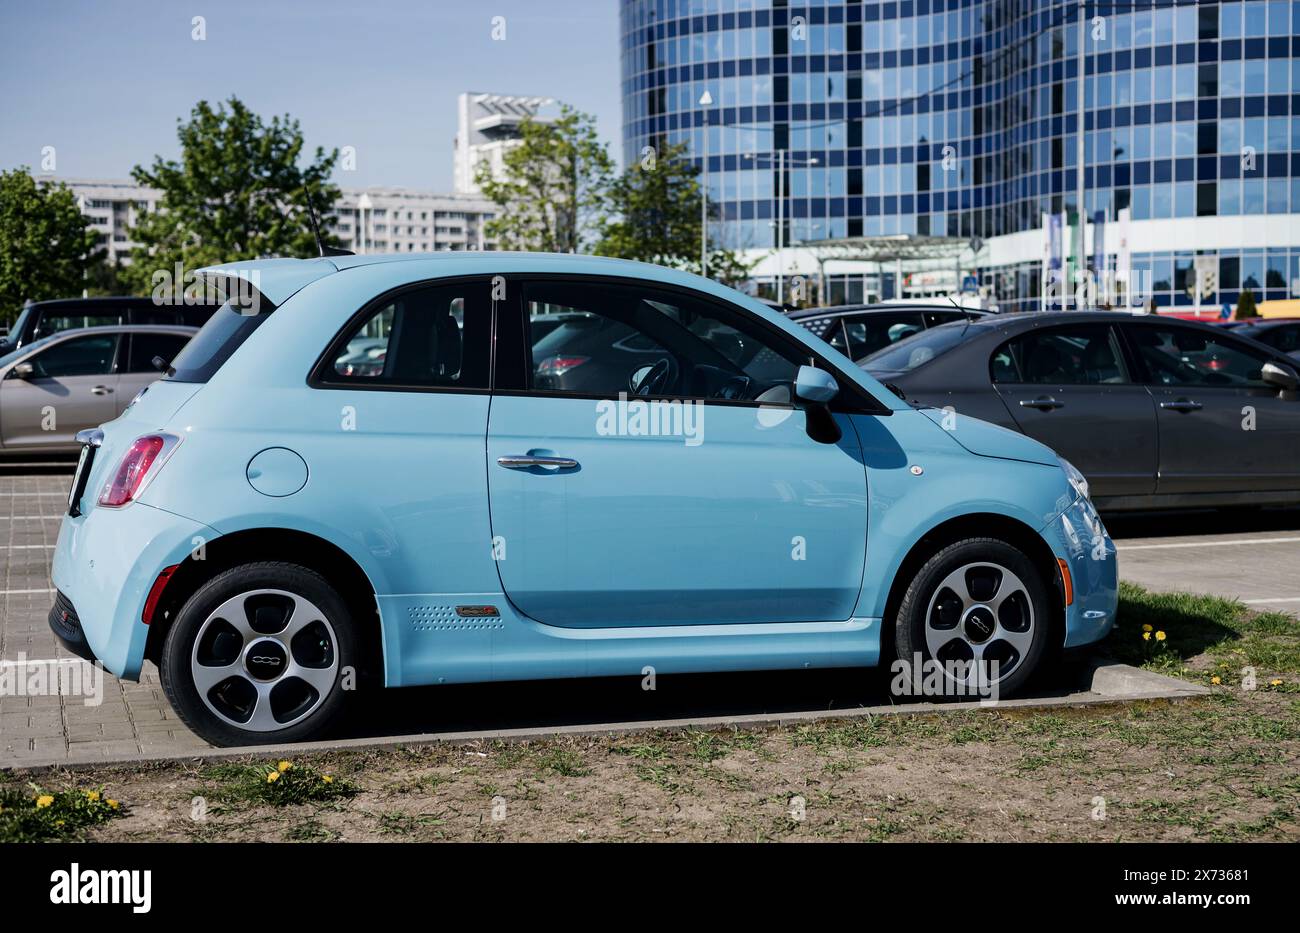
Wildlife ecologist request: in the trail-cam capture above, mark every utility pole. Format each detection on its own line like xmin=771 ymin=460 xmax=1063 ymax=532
xmin=699 ymin=90 xmax=713 ymax=278
xmin=1077 ymin=0 xmax=1088 ymax=307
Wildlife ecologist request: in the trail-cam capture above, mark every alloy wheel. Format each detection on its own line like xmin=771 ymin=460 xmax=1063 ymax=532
xmin=190 ymin=588 xmax=339 ymax=732
xmin=923 ymin=561 xmax=1035 ymax=688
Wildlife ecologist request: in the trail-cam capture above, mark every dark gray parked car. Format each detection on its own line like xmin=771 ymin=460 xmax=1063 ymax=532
xmin=861 ymin=311 xmax=1300 ymax=511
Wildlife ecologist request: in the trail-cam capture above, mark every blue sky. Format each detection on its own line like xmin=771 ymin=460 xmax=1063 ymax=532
xmin=0 ymin=0 xmax=623 ymax=189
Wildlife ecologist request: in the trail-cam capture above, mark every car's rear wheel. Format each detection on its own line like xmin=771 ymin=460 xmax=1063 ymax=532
xmin=160 ymin=562 xmax=355 ymax=746
xmin=893 ymin=537 xmax=1051 ymax=699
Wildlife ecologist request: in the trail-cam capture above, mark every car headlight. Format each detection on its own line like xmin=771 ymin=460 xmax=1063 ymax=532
xmin=1059 ymin=456 xmax=1090 ymax=501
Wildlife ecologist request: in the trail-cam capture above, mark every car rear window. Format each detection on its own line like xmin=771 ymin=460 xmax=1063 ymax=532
xmin=860 ymin=321 xmax=971 ymax=372
xmin=165 ymin=298 xmax=274 ymax=383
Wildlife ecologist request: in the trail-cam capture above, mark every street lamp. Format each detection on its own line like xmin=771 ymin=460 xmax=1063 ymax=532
xmin=744 ymin=150 xmax=819 ymax=305
xmin=698 ymin=90 xmax=713 ymax=277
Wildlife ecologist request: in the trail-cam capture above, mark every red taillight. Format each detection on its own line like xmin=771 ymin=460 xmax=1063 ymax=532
xmin=142 ymin=564 xmax=179 ymax=625
xmin=98 ymin=434 xmax=177 ymax=508
xmin=537 ymin=355 xmax=590 ymax=377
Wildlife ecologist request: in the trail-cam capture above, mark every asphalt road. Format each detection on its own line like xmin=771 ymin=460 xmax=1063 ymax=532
xmin=1 ymin=465 xmax=1296 ymax=766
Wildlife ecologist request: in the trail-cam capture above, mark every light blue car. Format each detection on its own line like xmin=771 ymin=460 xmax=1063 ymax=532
xmin=49 ymin=253 xmax=1117 ymax=746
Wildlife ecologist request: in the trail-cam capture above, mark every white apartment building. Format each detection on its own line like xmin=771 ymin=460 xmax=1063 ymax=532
xmin=454 ymin=92 xmax=555 ymax=194
xmin=53 ymin=179 xmax=496 ymax=261
xmin=56 ymin=178 xmax=162 ymax=265
xmin=333 ymin=187 xmax=494 ymax=254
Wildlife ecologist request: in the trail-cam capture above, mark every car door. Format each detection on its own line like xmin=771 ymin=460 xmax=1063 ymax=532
xmin=486 ymin=277 xmax=869 ymax=628
xmin=992 ymin=323 xmax=1157 ymax=497
xmin=0 ymin=332 xmax=119 ymax=449
xmin=1124 ymin=321 xmax=1300 ymax=494
xmin=116 ymin=331 xmax=192 ymax=415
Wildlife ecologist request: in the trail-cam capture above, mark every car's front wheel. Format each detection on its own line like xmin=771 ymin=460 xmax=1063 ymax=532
xmin=893 ymin=537 xmax=1052 ymax=699
xmin=160 ymin=562 xmax=356 ymax=746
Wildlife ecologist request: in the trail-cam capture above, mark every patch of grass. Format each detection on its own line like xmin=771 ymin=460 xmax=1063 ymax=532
xmin=535 ymin=747 xmax=589 ymax=777
xmin=196 ymin=759 xmax=357 ymax=808
xmin=0 ymin=784 xmax=124 ymax=842
xmin=1108 ymin=583 xmax=1300 ymax=677
xmin=284 ymin=818 xmax=340 ymax=841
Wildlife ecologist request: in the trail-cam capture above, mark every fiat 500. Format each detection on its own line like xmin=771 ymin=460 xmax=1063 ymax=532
xmin=49 ymin=253 xmax=1116 ymax=746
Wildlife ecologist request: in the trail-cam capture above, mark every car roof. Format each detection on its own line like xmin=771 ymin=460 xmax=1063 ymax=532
xmin=39 ymin=324 xmax=198 ymax=337
xmin=946 ymin=309 xmax=1234 ymax=332
xmin=23 ymin=296 xmax=221 ymax=309
xmin=787 ymin=303 xmax=989 ymax=321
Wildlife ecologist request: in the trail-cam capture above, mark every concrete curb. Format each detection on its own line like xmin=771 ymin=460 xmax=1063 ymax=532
xmin=2 ymin=662 xmax=1208 ymax=774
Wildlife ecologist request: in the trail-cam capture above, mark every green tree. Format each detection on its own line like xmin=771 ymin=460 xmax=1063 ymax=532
xmin=475 ymin=105 xmax=613 ymax=253
xmin=0 ymin=168 xmax=103 ymax=326
xmin=121 ymin=97 xmax=339 ymax=294
xmin=595 ymin=140 xmax=752 ymax=287
xmin=1236 ymin=287 xmax=1259 ymax=320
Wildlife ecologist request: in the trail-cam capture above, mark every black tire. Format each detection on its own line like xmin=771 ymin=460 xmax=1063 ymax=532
xmin=893 ymin=537 xmax=1051 ymax=699
xmin=160 ymin=562 xmax=357 ymax=747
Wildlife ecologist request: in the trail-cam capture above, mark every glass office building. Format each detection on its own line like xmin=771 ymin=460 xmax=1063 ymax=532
xmin=619 ymin=0 xmax=1300 ymax=310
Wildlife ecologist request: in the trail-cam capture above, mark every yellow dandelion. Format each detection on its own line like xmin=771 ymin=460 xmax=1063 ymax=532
xmin=1270 ymin=679 xmax=1284 ymax=687
xmin=1142 ymin=624 xmax=1153 ymax=633
xmin=1155 ymin=631 xmax=1166 ymax=642
xmin=322 ymin=775 xmax=334 ymax=784
xmin=35 ymin=795 xmax=54 ymax=808
xmin=278 ymin=761 xmax=293 ymax=772
xmin=267 ymin=771 xmax=281 ymax=784
xmin=106 ymin=799 xmax=119 ymax=810
xmin=85 ymin=790 xmax=100 ymax=802
xmin=1211 ymin=676 xmax=1222 ymax=685
xmin=1142 ymin=631 xmax=1151 ymax=641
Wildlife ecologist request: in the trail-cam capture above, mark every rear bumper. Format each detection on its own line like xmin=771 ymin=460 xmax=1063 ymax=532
xmin=48 ymin=590 xmax=98 ymax=664
xmin=50 ymin=502 xmax=218 ymax=680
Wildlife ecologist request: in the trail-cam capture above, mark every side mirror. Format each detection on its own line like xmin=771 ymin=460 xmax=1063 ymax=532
xmin=1261 ymin=360 xmax=1299 ymax=392
xmin=794 ymin=365 xmax=839 ymax=405
xmin=10 ymin=362 xmax=35 ymax=380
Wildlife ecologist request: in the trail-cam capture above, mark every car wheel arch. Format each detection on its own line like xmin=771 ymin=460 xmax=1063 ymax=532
xmin=877 ymin=512 xmax=1067 ymax=659
xmin=142 ymin=527 xmax=383 ymax=683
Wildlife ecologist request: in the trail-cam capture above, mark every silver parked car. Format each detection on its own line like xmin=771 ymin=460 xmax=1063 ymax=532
xmin=0 ymin=325 xmax=196 ymax=455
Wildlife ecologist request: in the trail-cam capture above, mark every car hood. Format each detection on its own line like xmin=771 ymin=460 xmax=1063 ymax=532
xmin=918 ymin=407 xmax=1059 ymax=467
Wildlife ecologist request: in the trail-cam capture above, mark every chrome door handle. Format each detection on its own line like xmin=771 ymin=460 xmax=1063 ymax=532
xmin=497 ymin=455 xmax=579 ymax=470
xmin=1019 ymin=396 xmax=1064 ymax=410
xmin=1160 ymin=399 xmax=1202 ymax=412
xmin=91 ymin=385 xmax=112 ymax=395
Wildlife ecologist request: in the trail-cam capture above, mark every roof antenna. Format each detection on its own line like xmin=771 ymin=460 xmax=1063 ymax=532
xmin=304 ymin=188 xmax=354 ymax=258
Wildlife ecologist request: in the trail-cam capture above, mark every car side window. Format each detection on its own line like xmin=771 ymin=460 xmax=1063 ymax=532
xmin=1253 ymin=325 xmax=1299 ymax=354
xmin=325 ymin=282 xmax=490 ymax=388
xmin=27 ymin=334 xmax=118 ymax=378
xmin=922 ymin=310 xmax=967 ymax=327
xmin=1129 ymin=325 xmax=1269 ymax=387
xmin=841 ymin=312 xmax=925 ymax=361
xmin=993 ymin=325 xmax=1128 ymax=385
xmin=523 ymin=281 xmax=803 ymax=401
xmin=32 ymin=310 xmax=125 ymax=341
xmin=126 ymin=333 xmax=190 ymax=373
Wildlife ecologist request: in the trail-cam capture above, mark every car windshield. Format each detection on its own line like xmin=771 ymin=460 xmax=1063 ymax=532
xmin=2 ymin=305 xmax=32 ymax=347
xmin=859 ymin=320 xmax=972 ymax=371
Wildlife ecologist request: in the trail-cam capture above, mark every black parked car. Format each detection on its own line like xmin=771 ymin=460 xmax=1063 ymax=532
xmin=788 ymin=302 xmax=990 ymax=362
xmin=1222 ymin=317 xmax=1300 ymax=361
xmin=861 ymin=311 xmax=1300 ymax=511
xmin=1 ymin=296 xmax=221 ymax=353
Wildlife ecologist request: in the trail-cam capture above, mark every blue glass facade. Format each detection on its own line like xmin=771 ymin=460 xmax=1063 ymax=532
xmin=620 ymin=0 xmax=1300 ymax=310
